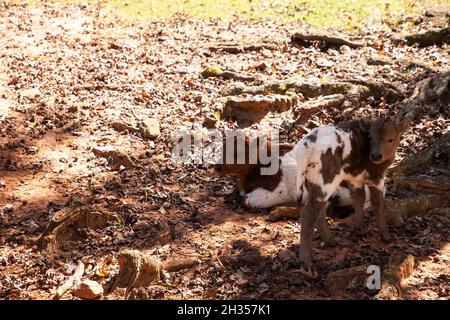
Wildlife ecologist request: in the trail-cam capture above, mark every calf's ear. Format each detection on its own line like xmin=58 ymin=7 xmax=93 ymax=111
xmin=358 ymin=119 xmax=371 ymax=133
xmin=396 ymin=118 xmax=410 ymax=134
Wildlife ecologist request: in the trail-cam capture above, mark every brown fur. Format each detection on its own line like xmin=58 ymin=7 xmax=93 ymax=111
xmin=214 ymin=136 xmax=292 ymax=193
xmin=297 ymin=117 xmax=410 ymax=278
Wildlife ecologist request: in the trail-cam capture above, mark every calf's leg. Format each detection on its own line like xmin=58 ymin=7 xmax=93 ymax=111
xmin=369 ymin=185 xmax=391 ymax=241
xmin=266 ymin=206 xmax=300 ymax=221
xmin=350 ymin=187 xmax=366 ymax=235
xmin=298 ymin=199 xmax=326 ymax=279
xmin=317 ymin=210 xmax=337 ymax=247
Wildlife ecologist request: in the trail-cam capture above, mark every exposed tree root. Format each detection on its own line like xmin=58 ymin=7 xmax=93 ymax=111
xmin=220 ymin=77 xmax=402 ymax=125
xmin=374 ymin=255 xmax=415 ymax=300
xmin=293 ymin=94 xmax=345 ymax=125
xmin=291 ymin=32 xmax=364 ymax=48
xmin=208 ymin=43 xmax=279 ymax=53
xmin=390 ymin=132 xmax=450 ymax=175
xmin=107 ymin=249 xmax=200 ymax=298
xmin=201 ymin=66 xmax=259 ymax=82
xmin=325 ymin=255 xmax=415 ymax=300
xmin=223 ymin=77 xmax=402 ymax=102
xmin=385 ymin=194 xmax=449 ymax=225
xmin=38 ymin=197 xmax=121 ymax=253
xmin=222 ymin=94 xmax=299 ymax=126
xmin=393 ymin=176 xmax=450 ymax=194
xmin=405 ymin=27 xmax=450 ymax=47
xmin=92 ymin=146 xmax=136 ymax=170
xmin=396 ymin=72 xmax=450 ymax=122
xmin=325 ymin=264 xmax=370 ymax=294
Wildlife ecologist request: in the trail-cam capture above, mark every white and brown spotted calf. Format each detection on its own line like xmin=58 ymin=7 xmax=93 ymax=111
xmin=294 ymin=118 xmax=410 ymax=278
xmin=214 ymin=136 xmax=362 ymax=221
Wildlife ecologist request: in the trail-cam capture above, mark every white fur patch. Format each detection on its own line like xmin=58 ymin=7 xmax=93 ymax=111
xmin=242 ymin=126 xmax=383 ymax=209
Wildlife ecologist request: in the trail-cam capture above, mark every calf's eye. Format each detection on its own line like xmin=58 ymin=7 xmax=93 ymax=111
xmin=388 ymin=139 xmax=394 ymax=143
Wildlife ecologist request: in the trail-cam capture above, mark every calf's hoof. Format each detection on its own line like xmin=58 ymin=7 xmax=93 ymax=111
xmin=297 ymin=262 xmax=319 ymax=279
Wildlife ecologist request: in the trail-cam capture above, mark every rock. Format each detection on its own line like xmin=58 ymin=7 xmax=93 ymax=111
xmin=139 ymin=118 xmax=160 ymax=140
xmin=316 ymin=58 xmax=334 ymax=68
xmin=367 ymin=56 xmax=393 ymax=66
xmin=21 ymin=88 xmax=41 ymax=100
xmin=73 ymin=280 xmax=103 ymax=300
xmin=425 ymin=4 xmax=450 ymax=18
xmin=278 ymin=249 xmax=295 ymax=262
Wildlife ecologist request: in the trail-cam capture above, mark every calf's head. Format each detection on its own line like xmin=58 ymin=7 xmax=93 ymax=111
xmin=364 ymin=118 xmax=410 ymax=164
xmin=214 ymin=135 xmax=255 ymax=177
xmin=214 ymin=135 xmax=278 ymax=176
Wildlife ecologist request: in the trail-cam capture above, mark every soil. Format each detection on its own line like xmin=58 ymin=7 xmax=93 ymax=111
xmin=0 ymin=2 xmax=448 ymax=300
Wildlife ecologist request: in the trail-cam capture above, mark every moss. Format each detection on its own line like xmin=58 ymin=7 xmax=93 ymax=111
xmin=201 ymin=66 xmax=222 ymax=78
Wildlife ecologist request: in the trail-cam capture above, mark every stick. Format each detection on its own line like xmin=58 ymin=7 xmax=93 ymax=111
xmin=53 ymin=261 xmax=85 ymax=300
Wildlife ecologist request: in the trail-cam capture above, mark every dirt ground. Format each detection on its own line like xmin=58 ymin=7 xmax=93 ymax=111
xmin=0 ymin=2 xmax=449 ymax=300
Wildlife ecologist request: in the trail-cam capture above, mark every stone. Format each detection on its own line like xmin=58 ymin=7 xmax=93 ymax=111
xmin=21 ymin=88 xmax=41 ymax=100
xmin=139 ymin=118 xmax=160 ymax=140
xmin=73 ymin=280 xmax=103 ymax=300
xmin=316 ymin=58 xmax=334 ymax=68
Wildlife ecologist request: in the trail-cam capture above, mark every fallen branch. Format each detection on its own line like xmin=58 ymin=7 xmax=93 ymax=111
xmin=291 ymin=32 xmax=364 ymax=48
xmin=53 ymin=260 xmax=85 ymax=300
